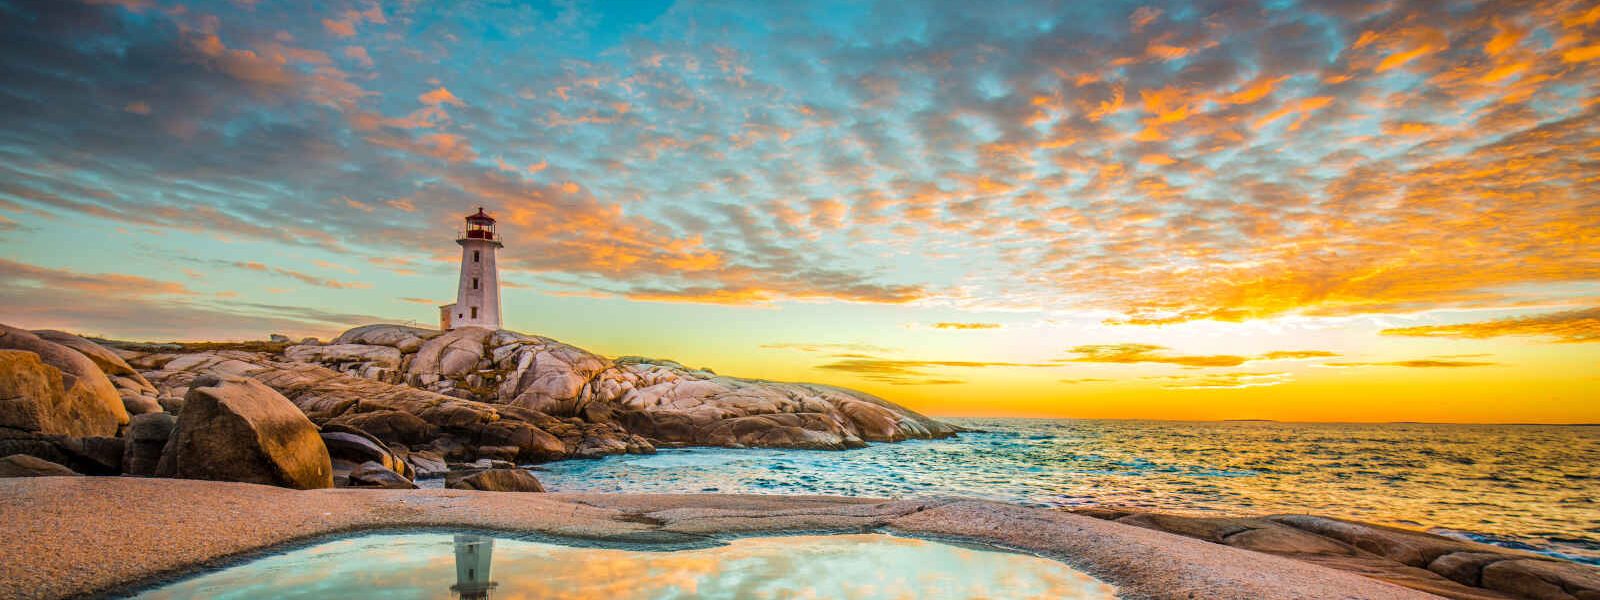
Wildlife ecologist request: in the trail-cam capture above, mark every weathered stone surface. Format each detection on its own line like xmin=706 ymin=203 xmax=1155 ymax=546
xmin=1076 ymin=508 xmax=1593 ymax=600
xmin=284 ymin=344 xmax=402 ymax=370
xmin=403 ymin=449 xmax=448 ymax=478
xmin=320 ymin=426 xmax=411 ymax=479
xmin=33 ymin=330 xmax=163 ymax=417
xmin=1481 ymin=559 xmax=1600 ymax=600
xmin=332 ymin=324 xmax=440 ymax=354
xmin=0 ymin=454 xmax=78 ymax=477
xmin=409 ymin=326 xmax=493 ymax=382
xmin=446 ymin=468 xmax=545 ymax=492
xmin=347 ymin=461 xmax=417 ymax=489
xmin=0 ymin=326 xmax=128 ymax=436
xmin=157 ymin=375 xmax=332 ymax=489
xmin=123 ymin=412 xmax=176 ymax=476
xmin=323 ymin=409 xmax=438 ymax=446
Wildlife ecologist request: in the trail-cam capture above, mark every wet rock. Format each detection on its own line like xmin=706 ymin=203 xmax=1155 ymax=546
xmin=347 ymin=460 xmax=417 ymax=489
xmin=446 ymin=468 xmax=545 ymax=492
xmin=0 ymin=454 xmax=78 ymax=477
xmin=0 ymin=326 xmax=128 ymax=436
xmin=123 ymin=412 xmax=176 ymax=476
xmin=156 ymin=374 xmax=332 ymax=489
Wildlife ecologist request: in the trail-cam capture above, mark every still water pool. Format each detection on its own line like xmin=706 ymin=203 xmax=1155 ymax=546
xmin=135 ymin=532 xmax=1116 ymax=599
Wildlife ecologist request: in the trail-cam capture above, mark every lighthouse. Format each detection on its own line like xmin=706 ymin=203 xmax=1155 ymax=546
xmin=439 ymin=207 xmax=503 ymax=330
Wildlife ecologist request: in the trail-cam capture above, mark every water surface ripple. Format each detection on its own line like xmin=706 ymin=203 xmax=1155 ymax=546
xmin=537 ymin=419 xmax=1600 ymax=564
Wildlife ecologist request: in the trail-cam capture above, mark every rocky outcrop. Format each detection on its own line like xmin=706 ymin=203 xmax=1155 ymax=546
xmin=32 ymin=330 xmax=162 ymax=416
xmin=139 ymin=351 xmax=619 ymax=464
xmin=1073 ymin=508 xmax=1600 ymax=600
xmin=156 ymin=375 xmax=332 ymax=489
xmin=445 ymin=468 xmax=545 ymax=492
xmin=275 ymin=324 xmax=958 ymax=451
xmin=0 ymin=326 xmax=128 ymax=437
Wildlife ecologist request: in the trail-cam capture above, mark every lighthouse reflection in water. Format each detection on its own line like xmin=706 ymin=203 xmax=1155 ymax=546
xmin=451 ymin=535 xmax=496 ymax=600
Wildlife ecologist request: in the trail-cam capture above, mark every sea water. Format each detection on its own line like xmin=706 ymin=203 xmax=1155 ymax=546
xmin=535 ymin=418 xmax=1600 ymax=564
xmin=137 ymin=533 xmax=1115 ymax=599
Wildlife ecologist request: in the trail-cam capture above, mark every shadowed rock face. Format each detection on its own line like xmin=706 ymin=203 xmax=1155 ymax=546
xmin=1072 ymin=508 xmax=1600 ymax=600
xmin=278 ymin=324 xmax=959 ymax=451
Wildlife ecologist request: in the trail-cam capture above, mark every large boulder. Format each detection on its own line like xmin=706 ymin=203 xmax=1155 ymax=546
xmin=32 ymin=330 xmax=162 ymax=416
xmin=321 ymin=425 xmax=412 ymax=480
xmin=0 ymin=454 xmax=78 ymax=477
xmin=156 ymin=374 xmax=332 ymax=489
xmin=0 ymin=326 xmax=128 ymax=436
xmin=323 ymin=410 xmax=437 ymax=447
xmin=445 ymin=468 xmax=545 ymax=492
xmin=408 ymin=327 xmax=494 ymax=383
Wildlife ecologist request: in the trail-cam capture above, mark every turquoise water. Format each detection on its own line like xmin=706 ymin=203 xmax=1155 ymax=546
xmin=136 ymin=533 xmax=1115 ymax=599
xmin=536 ymin=418 xmax=1600 ymax=564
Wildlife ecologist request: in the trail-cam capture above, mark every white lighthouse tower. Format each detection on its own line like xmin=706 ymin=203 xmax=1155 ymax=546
xmin=439 ymin=207 xmax=503 ymax=330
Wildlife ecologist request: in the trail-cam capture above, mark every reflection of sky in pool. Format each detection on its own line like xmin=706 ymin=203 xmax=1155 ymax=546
xmin=135 ymin=533 xmax=1115 ymax=599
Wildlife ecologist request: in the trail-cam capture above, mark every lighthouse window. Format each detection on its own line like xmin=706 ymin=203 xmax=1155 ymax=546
xmin=471 ymin=307 xmax=479 ymax=319
xmin=473 ymin=250 xmax=480 ymax=262
xmin=472 ymin=277 xmax=479 ymax=290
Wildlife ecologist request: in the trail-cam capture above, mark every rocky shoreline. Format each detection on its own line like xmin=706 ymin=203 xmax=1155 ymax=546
xmin=1 ymin=477 xmax=1444 ymax=600
xmin=2 ymin=322 xmax=1597 ymax=599
xmin=1 ymin=322 xmax=957 ymax=491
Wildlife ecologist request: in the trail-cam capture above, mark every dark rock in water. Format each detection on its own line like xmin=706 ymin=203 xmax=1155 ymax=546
xmin=0 ymin=454 xmax=79 ymax=477
xmin=123 ymin=412 xmax=176 ymax=476
xmin=446 ymin=468 xmax=544 ymax=492
xmin=0 ymin=325 xmax=128 ymax=437
xmin=347 ymin=460 xmax=417 ymax=489
xmin=157 ymin=375 xmax=332 ymax=489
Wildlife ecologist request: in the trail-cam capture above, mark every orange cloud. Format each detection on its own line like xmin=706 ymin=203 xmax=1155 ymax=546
xmin=932 ymin=322 xmax=1002 ymax=330
xmin=1381 ymin=307 xmax=1599 ymax=343
xmin=1065 ymin=344 xmax=1247 ymax=367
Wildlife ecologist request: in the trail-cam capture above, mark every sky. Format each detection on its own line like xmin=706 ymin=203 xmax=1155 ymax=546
xmin=0 ymin=0 xmax=1596 ymax=423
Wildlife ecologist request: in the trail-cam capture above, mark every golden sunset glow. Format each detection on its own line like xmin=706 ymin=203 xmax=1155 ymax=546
xmin=0 ymin=0 xmax=1595 ymax=423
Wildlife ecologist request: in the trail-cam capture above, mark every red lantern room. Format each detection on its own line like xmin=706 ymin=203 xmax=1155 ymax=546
xmin=462 ymin=207 xmax=496 ymax=240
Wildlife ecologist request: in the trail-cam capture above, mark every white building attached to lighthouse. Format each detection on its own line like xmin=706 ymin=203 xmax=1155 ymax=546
xmin=440 ymin=207 xmax=503 ymax=330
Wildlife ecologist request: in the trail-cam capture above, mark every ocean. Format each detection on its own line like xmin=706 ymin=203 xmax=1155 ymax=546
xmin=535 ymin=418 xmax=1600 ymax=564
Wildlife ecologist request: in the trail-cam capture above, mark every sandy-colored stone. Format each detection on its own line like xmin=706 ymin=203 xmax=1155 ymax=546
xmin=158 ymin=375 xmax=332 ymax=489
xmin=0 ymin=477 xmax=1447 ymax=600
xmin=0 ymin=326 xmax=128 ymax=436
xmin=0 ymin=454 xmax=78 ymax=477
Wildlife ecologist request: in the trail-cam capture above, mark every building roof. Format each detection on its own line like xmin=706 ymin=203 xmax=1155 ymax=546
xmin=465 ymin=207 xmax=496 ymax=223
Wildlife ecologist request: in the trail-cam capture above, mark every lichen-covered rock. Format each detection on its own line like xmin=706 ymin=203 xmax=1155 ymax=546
xmin=446 ymin=468 xmax=544 ymax=492
xmin=156 ymin=374 xmax=332 ymax=489
xmin=0 ymin=326 xmax=129 ymax=436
